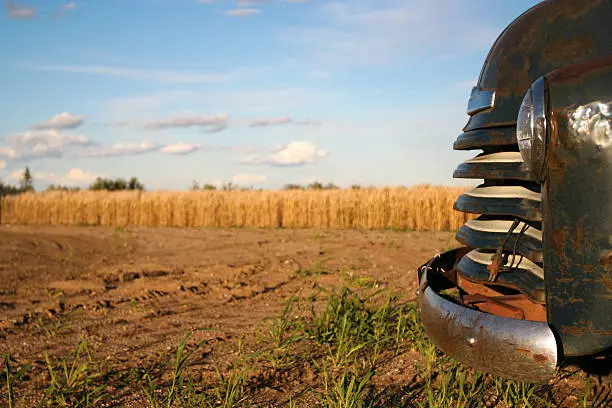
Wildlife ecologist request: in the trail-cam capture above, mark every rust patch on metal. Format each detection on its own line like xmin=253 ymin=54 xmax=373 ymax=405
xmin=486 ymin=256 xmax=502 ymax=281
xmin=533 ymin=354 xmax=549 ymax=364
xmin=457 ymin=274 xmax=546 ymax=322
xmin=547 ymin=55 xmax=612 ymax=83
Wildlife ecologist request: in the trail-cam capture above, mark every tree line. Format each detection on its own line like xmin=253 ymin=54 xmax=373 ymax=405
xmin=0 ymin=166 xmax=146 ymax=195
xmin=1 ymin=166 xmax=365 ymax=195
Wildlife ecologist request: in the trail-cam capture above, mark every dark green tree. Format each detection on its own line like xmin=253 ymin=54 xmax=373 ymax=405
xmin=20 ymin=166 xmax=34 ymax=192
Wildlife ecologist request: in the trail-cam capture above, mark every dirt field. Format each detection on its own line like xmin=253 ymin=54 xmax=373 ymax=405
xmin=0 ymin=226 xmax=609 ymax=407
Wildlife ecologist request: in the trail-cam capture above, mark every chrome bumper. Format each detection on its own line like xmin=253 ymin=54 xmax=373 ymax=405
xmin=417 ymin=248 xmax=559 ymax=384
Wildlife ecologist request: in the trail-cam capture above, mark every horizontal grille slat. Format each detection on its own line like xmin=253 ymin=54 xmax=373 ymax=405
xmin=453 ymin=152 xmax=531 ymax=180
xmin=454 ymin=127 xmax=516 ymax=150
xmin=452 ymin=127 xmax=545 ymax=303
xmin=456 ymin=218 xmax=543 ymax=263
xmin=454 ymin=185 xmax=542 ymax=221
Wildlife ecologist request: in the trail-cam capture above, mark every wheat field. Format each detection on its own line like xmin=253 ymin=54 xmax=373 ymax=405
xmin=0 ymin=185 xmax=476 ymax=231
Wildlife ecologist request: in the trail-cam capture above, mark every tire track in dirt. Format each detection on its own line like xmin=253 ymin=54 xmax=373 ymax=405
xmin=0 ymin=225 xmax=457 ymax=377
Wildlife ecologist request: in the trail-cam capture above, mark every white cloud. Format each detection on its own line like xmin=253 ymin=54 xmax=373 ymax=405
xmin=87 ymin=140 xmax=158 ymax=157
xmin=225 ymin=8 xmax=262 ymax=17
xmin=63 ymin=2 xmax=76 ymax=10
xmin=159 ymin=142 xmax=200 ymax=155
xmin=241 ymin=141 xmax=328 ymax=166
xmin=0 ymin=160 xmax=6 ymax=169
xmin=5 ymin=1 xmax=35 ymax=19
xmin=1 ymin=130 xmax=93 ymax=160
xmin=61 ymin=168 xmax=105 ymax=183
xmin=8 ymin=168 xmax=106 ymax=185
xmin=249 ymin=116 xmax=292 ymax=127
xmin=0 ymin=147 xmax=19 ymax=160
xmin=143 ymin=114 xmax=229 ymax=132
xmin=232 ymin=173 xmax=267 ymax=184
xmin=30 ymin=112 xmax=86 ymax=130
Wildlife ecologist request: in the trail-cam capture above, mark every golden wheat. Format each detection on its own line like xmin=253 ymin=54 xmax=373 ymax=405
xmin=0 ymin=185 xmax=476 ymax=231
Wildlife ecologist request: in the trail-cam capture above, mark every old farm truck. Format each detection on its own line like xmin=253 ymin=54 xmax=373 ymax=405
xmin=416 ymin=0 xmax=612 ymax=383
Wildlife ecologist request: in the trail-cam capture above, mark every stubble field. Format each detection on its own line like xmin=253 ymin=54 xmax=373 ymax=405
xmin=1 ymin=224 xmax=610 ymax=407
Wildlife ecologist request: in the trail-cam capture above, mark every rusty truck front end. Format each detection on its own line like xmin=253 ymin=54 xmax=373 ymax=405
xmin=416 ymin=0 xmax=612 ymax=384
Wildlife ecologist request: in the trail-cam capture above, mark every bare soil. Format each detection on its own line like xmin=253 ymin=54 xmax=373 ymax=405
xmin=0 ymin=226 xmax=607 ymax=407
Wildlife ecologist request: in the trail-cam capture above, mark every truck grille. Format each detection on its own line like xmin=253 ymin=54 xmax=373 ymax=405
xmin=452 ymin=126 xmax=545 ymax=305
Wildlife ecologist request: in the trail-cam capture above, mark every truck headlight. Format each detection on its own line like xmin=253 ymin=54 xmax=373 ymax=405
xmin=516 ymin=77 xmax=547 ymax=181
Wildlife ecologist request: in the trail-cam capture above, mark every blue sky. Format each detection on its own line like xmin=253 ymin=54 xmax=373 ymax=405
xmin=0 ymin=0 xmax=543 ymax=190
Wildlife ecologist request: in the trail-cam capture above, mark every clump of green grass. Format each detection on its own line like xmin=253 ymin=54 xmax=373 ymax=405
xmin=313 ymin=364 xmax=375 ymax=408
xmin=41 ymin=338 xmax=106 ymax=406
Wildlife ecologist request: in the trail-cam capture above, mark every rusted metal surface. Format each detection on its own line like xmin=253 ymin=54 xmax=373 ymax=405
xmin=456 ymin=275 xmax=547 ymax=322
xmin=454 ymin=188 xmax=542 ymax=221
xmin=463 ymin=0 xmax=612 ymax=133
xmin=456 ymin=219 xmax=543 ymax=263
xmin=453 ymin=127 xmax=516 ymax=150
xmin=453 ymin=152 xmax=531 ymax=180
xmin=457 ymin=250 xmax=545 ymax=304
xmin=420 ymin=0 xmax=612 ymax=377
xmin=542 ymin=57 xmax=612 ymax=357
xmin=418 ymin=269 xmax=558 ymax=384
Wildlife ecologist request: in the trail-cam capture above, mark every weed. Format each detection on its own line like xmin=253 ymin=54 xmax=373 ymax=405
xmin=143 ymin=329 xmax=211 ymax=407
xmin=36 ymin=314 xmax=73 ymax=338
xmin=294 ymin=257 xmax=332 ymax=279
xmin=41 ymin=338 xmax=106 ymax=406
xmin=313 ymin=364 xmax=374 ymax=408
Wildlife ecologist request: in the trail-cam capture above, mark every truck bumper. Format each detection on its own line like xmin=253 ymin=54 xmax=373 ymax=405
xmin=417 ymin=248 xmax=559 ymax=384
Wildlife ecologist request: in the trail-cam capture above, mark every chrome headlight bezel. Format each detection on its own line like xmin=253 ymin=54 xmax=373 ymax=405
xmin=517 ymin=77 xmax=548 ymax=181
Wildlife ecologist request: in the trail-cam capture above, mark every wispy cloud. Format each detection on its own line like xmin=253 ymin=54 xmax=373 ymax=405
xmin=225 ymin=8 xmax=262 ymax=17
xmin=86 ymin=140 xmax=159 ymax=158
xmin=247 ymin=116 xmax=325 ymax=127
xmin=236 ymin=0 xmax=266 ymax=6
xmin=249 ymin=116 xmax=292 ymax=127
xmin=104 ymin=88 xmax=340 ymax=119
xmin=295 ymin=118 xmax=326 ymax=126
xmin=5 ymin=0 xmax=35 ymax=19
xmin=53 ymin=1 xmax=77 ymax=18
xmin=30 ymin=112 xmax=86 ymax=130
xmin=34 ymin=65 xmax=235 ymax=84
xmin=197 ymin=0 xmax=309 ymax=6
xmin=86 ymin=140 xmax=213 ymax=158
xmin=0 ymin=160 xmax=6 ymax=169
xmin=285 ymin=0 xmax=501 ymax=68
xmin=103 ymin=113 xmax=324 ymax=131
xmin=143 ymin=114 xmax=230 ymax=132
xmin=241 ymin=140 xmax=328 ymax=166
